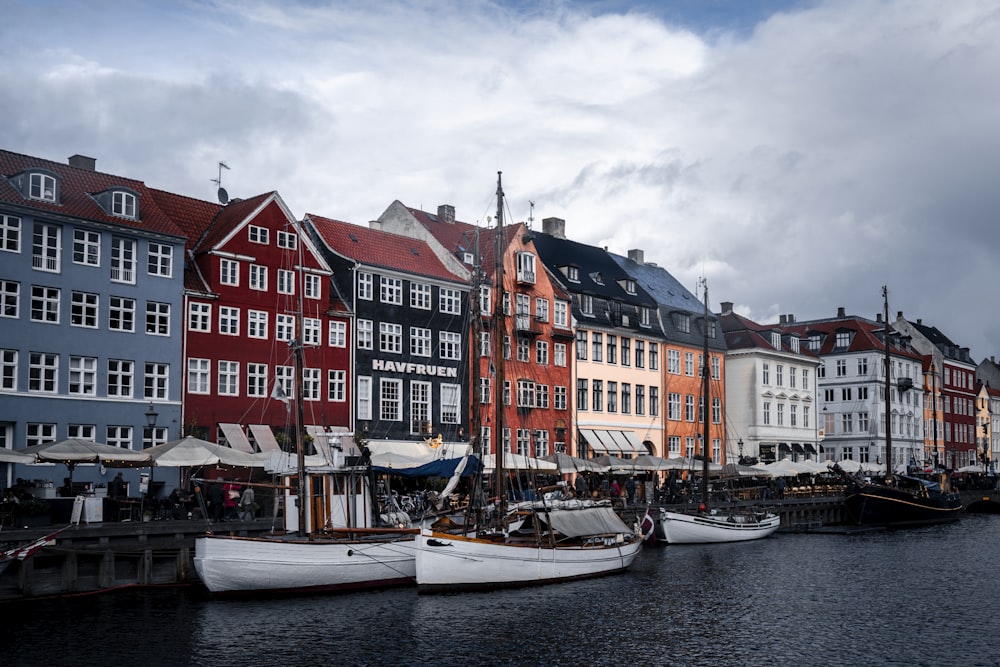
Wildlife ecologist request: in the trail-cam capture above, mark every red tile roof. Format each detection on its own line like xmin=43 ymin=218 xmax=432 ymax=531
xmin=0 ymin=149 xmax=186 ymax=238
xmin=307 ymin=214 xmax=467 ymax=284
xmin=403 ymin=205 xmax=520 ymax=277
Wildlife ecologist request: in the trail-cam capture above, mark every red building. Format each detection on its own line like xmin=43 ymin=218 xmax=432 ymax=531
xmin=151 ymin=189 xmax=351 ymax=455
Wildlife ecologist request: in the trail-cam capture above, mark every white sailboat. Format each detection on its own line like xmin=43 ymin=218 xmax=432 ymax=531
xmin=657 ymin=278 xmax=780 ymax=544
xmin=194 ymin=219 xmax=418 ymax=596
xmin=414 ymin=173 xmax=642 ymax=592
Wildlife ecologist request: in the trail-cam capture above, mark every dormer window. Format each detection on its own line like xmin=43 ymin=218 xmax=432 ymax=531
xmin=565 ymin=266 xmax=580 ymax=283
xmin=790 ymin=337 xmax=800 ymax=353
xmin=463 ymin=252 xmax=475 ymax=265
xmin=590 ymin=272 xmax=604 ymax=285
xmin=621 ymin=279 xmax=637 ymax=295
xmin=640 ymin=307 xmax=651 ymax=327
xmin=581 ymin=294 xmax=594 ymax=315
xmin=516 ymin=252 xmax=536 ymax=284
xmin=672 ymin=312 xmax=691 ymax=333
xmin=771 ymin=331 xmax=781 ymax=349
xmin=30 ymin=173 xmax=57 ymax=202
xmin=112 ymin=191 xmax=137 ymax=218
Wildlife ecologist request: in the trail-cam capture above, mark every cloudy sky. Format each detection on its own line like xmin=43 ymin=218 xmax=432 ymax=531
xmin=4 ymin=0 xmax=1000 ymax=360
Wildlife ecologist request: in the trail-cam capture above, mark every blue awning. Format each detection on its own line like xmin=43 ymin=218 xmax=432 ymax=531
xmin=373 ymin=455 xmax=480 ymax=479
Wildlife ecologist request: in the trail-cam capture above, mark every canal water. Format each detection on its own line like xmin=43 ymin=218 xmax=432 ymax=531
xmin=5 ymin=516 xmax=999 ymax=666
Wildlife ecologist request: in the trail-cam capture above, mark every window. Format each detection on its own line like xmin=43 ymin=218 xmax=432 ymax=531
xmin=147 ymin=242 xmax=172 ymax=277
xmin=592 ymin=333 xmax=603 ymax=362
xmin=668 ymin=393 xmax=681 ymax=420
xmin=835 ymin=331 xmax=851 ymax=348
xmin=1 ymin=349 xmax=17 ymax=391
xmin=249 ymin=264 xmax=268 ymax=291
xmin=276 ymin=314 xmax=295 ymax=342
xmin=763 ymin=401 xmax=771 ymax=425
xmin=591 ymin=380 xmax=604 ymax=412
xmin=858 ymin=358 xmax=869 ymax=375
xmin=440 ymin=288 xmax=462 ymax=314
xmin=636 ymin=384 xmax=645 ymax=416
xmin=144 ymin=362 xmax=169 ymax=399
xmin=636 ymin=340 xmax=645 ymax=368
xmin=68 ymin=424 xmax=96 ymax=441
xmin=622 ymin=383 xmax=632 ymax=414
xmin=303 ymin=368 xmax=320 ymax=401
xmin=824 ymin=388 xmax=835 ymax=402
xmin=68 ymin=355 xmax=97 ymax=395
xmin=668 ymin=350 xmax=680 ymax=374
xmin=145 ymin=302 xmax=171 ymax=335
xmin=518 ymin=379 xmax=537 ymax=408
xmin=577 ymin=379 xmax=588 ymax=411
xmin=303 ymin=318 xmax=321 ymax=346
xmin=358 ymin=272 xmax=373 ymax=300
xmin=536 ymin=384 xmax=549 ymax=409
xmin=188 ymin=358 xmax=210 ymax=394
xmin=554 ymin=386 xmax=567 ymax=410
xmin=248 ymin=310 xmax=268 ymax=339
xmin=277 ymin=230 xmax=297 ymax=250
xmin=29 ymin=172 xmax=57 ymax=201
xmin=650 ymin=343 xmax=659 ymax=370
xmin=684 ymin=351 xmax=694 ymax=376
xmin=790 ymin=404 xmax=797 ymax=427
xmin=411 ymin=283 xmax=431 ymax=310
xmin=803 ymin=406 xmax=810 ymax=428
xmin=516 ymin=429 xmax=531 ymax=456
xmin=73 ymin=229 xmax=100 ymax=266
xmin=380 ymin=378 xmax=402 ymax=421
xmin=536 ymin=340 xmax=549 ymax=365
xmin=275 ymin=366 xmax=294 ymax=398
xmin=107 ymin=359 xmax=133 ymax=397
xmin=69 ymin=292 xmax=97 ymax=329
xmin=380 ymin=277 xmax=402 ymax=304
xmin=30 ymin=285 xmax=60 ymax=323
xmin=440 ymin=331 xmax=461 ymax=360
xmin=607 ymin=381 xmax=618 ymax=412
xmin=380 ymin=322 xmax=402 ymax=353
xmin=110 ymin=237 xmax=135 ymax=283
xmin=29 ymin=352 xmax=58 ymax=392
xmin=357 ymin=319 xmax=373 ymax=349
xmin=248 ymin=225 xmax=269 ymax=245
xmin=534 ymin=430 xmax=549 ymax=457
xmin=504 ymin=381 xmax=511 ymax=405
xmin=479 ymin=285 xmax=491 ymax=315
xmin=0 ymin=280 xmax=21 ymax=319
xmin=713 ymin=398 xmax=722 ymax=424
xmin=277 ymin=269 xmax=295 ymax=295
xmin=517 ymin=338 xmax=529 ymax=363
xmin=112 ymin=191 xmax=137 ymax=218
xmin=219 ymin=259 xmax=239 ymax=286
xmin=640 ymin=307 xmax=651 ymax=327
xmin=32 ymin=223 xmax=61 ymax=272
xmin=554 ymin=343 xmax=567 ymax=367
xmin=409 ymin=327 xmax=432 ymax=357
xmin=188 ymin=302 xmax=211 ymax=332
xmin=441 ymin=384 xmax=462 ymax=424
xmin=328 ymin=370 xmax=346 ymax=402
xmin=802 ymin=369 xmax=810 ymax=390
xmin=27 ymin=423 xmax=57 ymax=447
xmin=1 ymin=215 xmax=21 ymax=253
xmin=576 ymin=330 xmax=588 ymax=360
xmin=566 ymin=266 xmax=579 ymax=282
xmin=218 ymin=361 xmax=239 ymax=396
xmin=410 ymin=381 xmax=431 ymax=434
xmin=836 ymin=359 xmax=847 ymax=377
xmin=650 ymin=385 xmax=660 ymax=417
xmin=621 ymin=338 xmax=631 ymax=367
xmin=554 ymin=300 xmax=569 ymax=327
xmin=248 ymin=363 xmax=267 ymax=397
xmin=479 ymin=332 xmax=490 ymax=357
xmin=686 ymin=394 xmax=695 ymax=421
xmin=305 ymin=273 xmax=321 ymax=299
xmin=106 ymin=426 xmax=133 ymax=450
xmin=516 ymin=252 xmax=536 ymax=283
xmin=842 ymin=387 xmax=852 ymax=401
xmin=535 ymin=298 xmax=549 ymax=323
xmin=789 ymin=367 xmax=797 ymax=388
xmin=776 ymin=364 xmax=784 ymax=386
xmin=480 ymin=377 xmax=492 ymax=405
xmin=581 ymin=294 xmax=593 ymax=315
xmin=328 ymin=321 xmax=346 ymax=347
xmin=674 ymin=313 xmax=691 ymax=333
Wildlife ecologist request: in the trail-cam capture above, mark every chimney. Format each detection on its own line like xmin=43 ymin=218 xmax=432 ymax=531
xmin=897 ymin=311 xmax=903 ymax=320
xmin=627 ymin=248 xmax=644 ymax=264
xmin=368 ymin=220 xmax=382 ymax=231
xmin=542 ymin=217 xmax=566 ymax=239
xmin=876 ymin=313 xmax=883 ymax=323
xmin=720 ymin=301 xmax=733 ymax=314
xmin=68 ymin=154 xmax=95 ymax=171
xmin=787 ymin=313 xmax=795 ymax=323
xmin=837 ymin=307 xmax=846 ymax=318
xmin=437 ymin=205 xmax=455 ymax=223
xmin=779 ymin=315 xmax=787 ymax=325
xmin=917 ymin=318 xmax=922 ymax=325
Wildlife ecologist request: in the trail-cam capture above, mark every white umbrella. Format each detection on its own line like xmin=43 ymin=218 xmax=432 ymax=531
xmin=835 ymin=459 xmax=862 ymax=473
xmin=765 ymin=459 xmax=810 ymax=476
xmin=482 ymin=453 xmax=558 ymax=472
xmin=21 ymin=438 xmax=152 ymax=465
xmin=540 ymin=453 xmax=609 ymax=473
xmin=720 ymin=462 xmax=773 ymax=478
xmin=145 ymin=436 xmax=261 ymax=468
xmin=0 ymin=448 xmax=34 ymax=464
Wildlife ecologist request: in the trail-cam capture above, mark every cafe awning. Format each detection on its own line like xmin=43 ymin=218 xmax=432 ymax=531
xmin=579 ymin=429 xmax=644 ymax=455
xmin=219 ymin=423 xmax=254 ymax=453
xmin=792 ymin=443 xmax=805 ymax=454
xmin=249 ymin=425 xmax=281 ymax=452
xmin=804 ymin=443 xmax=817 ymax=454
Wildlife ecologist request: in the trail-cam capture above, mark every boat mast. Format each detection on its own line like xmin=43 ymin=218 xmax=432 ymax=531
xmin=883 ymin=286 xmax=893 ymax=477
xmin=701 ymin=277 xmax=710 ymax=507
xmin=492 ymin=172 xmax=507 ymax=516
xmin=294 ymin=220 xmax=309 ymax=537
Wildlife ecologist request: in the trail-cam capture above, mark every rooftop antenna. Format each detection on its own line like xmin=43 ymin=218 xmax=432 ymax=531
xmin=527 ymin=200 xmax=535 ymax=230
xmin=211 ymin=161 xmax=230 ymax=204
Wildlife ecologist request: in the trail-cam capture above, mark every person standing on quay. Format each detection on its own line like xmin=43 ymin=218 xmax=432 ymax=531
xmin=208 ymin=476 xmax=225 ymax=522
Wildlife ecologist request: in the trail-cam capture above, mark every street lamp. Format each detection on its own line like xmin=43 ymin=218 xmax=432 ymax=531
xmin=144 ymin=402 xmax=159 ymax=447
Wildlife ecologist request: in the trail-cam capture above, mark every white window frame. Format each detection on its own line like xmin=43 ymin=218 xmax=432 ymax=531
xmin=277 ymin=230 xmax=297 ymax=250
xmin=110 ymin=237 xmax=136 ymax=284
xmin=188 ymin=302 xmax=211 ymax=333
xmin=145 ymin=302 xmax=171 ymax=336
xmin=248 ymin=225 xmax=269 ymax=245
xmin=248 ymin=310 xmax=268 ymax=339
xmin=220 ymin=259 xmax=239 ymax=286
xmin=440 ymin=287 xmax=461 ymax=315
xmin=410 ymin=327 xmax=432 ymax=357
xmin=249 ymin=264 xmax=268 ymax=291
xmin=144 ymin=362 xmax=169 ymax=399
xmin=70 ymin=291 xmax=98 ymax=328
xmin=0 ymin=280 xmax=17 ymax=319
xmin=218 ymin=360 xmax=239 ymax=396
xmin=0 ymin=215 xmax=21 ymax=253
xmin=441 ymin=383 xmax=460 ymax=424
xmin=276 ymin=314 xmax=295 ymax=342
xmin=147 ymin=242 xmax=172 ymax=277
xmin=304 ymin=274 xmax=321 ymax=300
xmin=32 ymin=222 xmax=61 ymax=273
xmin=73 ymin=229 xmax=100 ymax=266
xmin=380 ymin=378 xmax=402 ymax=421
xmin=381 ymin=276 xmax=402 ymax=305
xmin=380 ymin=322 xmax=402 ymax=354
xmin=303 ymin=317 xmax=321 ymax=346
xmin=328 ymin=370 xmax=346 ymax=402
xmin=29 ymin=173 xmax=56 ymax=201
xmin=439 ymin=331 xmax=461 ymax=361
xmin=68 ymin=355 xmax=97 ymax=396
xmin=357 ymin=376 xmax=373 ymax=420
xmin=112 ymin=191 xmax=137 ymax=218
xmin=411 ymin=283 xmax=431 ymax=310
xmin=328 ymin=320 xmax=346 ymax=347
xmin=247 ymin=363 xmax=267 ymax=398
xmin=107 ymin=359 xmax=134 ymax=398
xmin=357 ymin=319 xmax=373 ymax=350
xmin=277 ymin=269 xmax=295 ymax=295
xmin=30 ymin=285 xmax=60 ymax=324
xmin=1 ymin=349 xmax=17 ymax=391
xmin=358 ymin=272 xmax=373 ymax=300
xmin=188 ymin=358 xmax=210 ymax=394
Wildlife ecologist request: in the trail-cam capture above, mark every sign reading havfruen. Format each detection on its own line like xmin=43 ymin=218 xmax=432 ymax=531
xmin=371 ymin=359 xmax=459 ymax=378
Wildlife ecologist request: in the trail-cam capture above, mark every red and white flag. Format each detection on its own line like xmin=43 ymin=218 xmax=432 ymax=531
xmin=640 ymin=505 xmax=656 ymax=544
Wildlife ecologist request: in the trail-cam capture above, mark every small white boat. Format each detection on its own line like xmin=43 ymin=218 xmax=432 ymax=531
xmin=657 ymin=508 xmax=780 ymax=544
xmin=415 ymin=503 xmax=641 ymax=592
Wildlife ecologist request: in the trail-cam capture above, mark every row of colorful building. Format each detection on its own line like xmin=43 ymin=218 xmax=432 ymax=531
xmin=1 ymin=148 xmax=996 ymax=491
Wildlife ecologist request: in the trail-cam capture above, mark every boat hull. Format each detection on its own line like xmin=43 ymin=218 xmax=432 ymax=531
xmin=843 ymin=485 xmax=963 ymax=526
xmin=194 ymin=532 xmax=417 ymax=595
xmin=414 ymin=528 xmax=642 ymax=592
xmin=657 ymin=509 xmax=780 ymax=544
